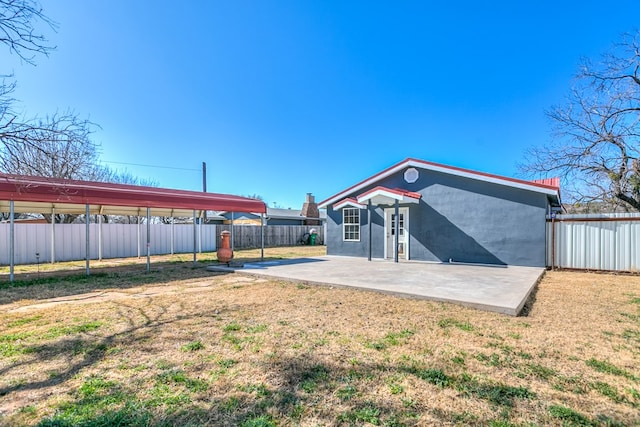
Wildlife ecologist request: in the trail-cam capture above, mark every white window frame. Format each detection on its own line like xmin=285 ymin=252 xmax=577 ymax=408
xmin=342 ymin=208 xmax=360 ymax=242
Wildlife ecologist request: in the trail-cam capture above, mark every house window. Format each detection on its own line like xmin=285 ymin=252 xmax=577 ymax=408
xmin=343 ymin=208 xmax=360 ymax=241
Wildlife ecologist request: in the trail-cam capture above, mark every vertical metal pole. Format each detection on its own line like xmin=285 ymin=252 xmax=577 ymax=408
xmin=146 ymin=207 xmax=151 ymax=273
xmin=198 ymin=215 xmax=202 ymax=253
xmin=85 ymin=204 xmax=90 ymax=276
xmin=98 ymin=213 xmax=103 ymax=261
xmin=202 ymin=162 xmax=207 ymax=192
xmin=193 ymin=210 xmax=197 ymax=266
xmin=9 ymin=200 xmax=14 ymax=282
xmin=230 ymin=212 xmax=235 ymax=251
xmin=170 ymin=217 xmax=175 ymax=255
xmin=368 ymin=200 xmax=372 ymax=261
xmin=260 ymin=213 xmax=265 ymax=261
xmin=202 ymin=162 xmax=207 ymax=223
xmin=137 ymin=215 xmax=141 ymax=258
xmin=394 ymin=200 xmax=399 ymax=263
xmin=551 ymin=214 xmax=556 ymax=271
xmin=51 ymin=207 xmax=55 ymax=263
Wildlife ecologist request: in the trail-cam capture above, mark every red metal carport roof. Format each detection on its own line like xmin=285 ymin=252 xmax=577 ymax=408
xmin=0 ymin=173 xmax=266 ymax=216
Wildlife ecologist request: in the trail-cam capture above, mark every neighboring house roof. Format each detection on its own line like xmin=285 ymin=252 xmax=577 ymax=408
xmin=204 ymin=213 xmax=227 ymax=221
xmin=319 ymin=158 xmax=562 ymax=208
xmin=268 ymin=208 xmax=306 ymax=220
xmin=215 ymin=208 xmax=326 ymax=221
xmin=266 ymin=208 xmax=326 ymax=221
xmin=0 ymin=173 xmax=267 ymax=216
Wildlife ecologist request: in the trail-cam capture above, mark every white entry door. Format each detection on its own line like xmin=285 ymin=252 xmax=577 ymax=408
xmin=385 ymin=207 xmax=409 ymax=260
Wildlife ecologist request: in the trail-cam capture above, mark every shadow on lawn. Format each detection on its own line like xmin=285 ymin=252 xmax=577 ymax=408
xmin=0 ymin=301 xmax=185 ymax=397
xmin=0 ymin=255 xmax=292 ymax=306
xmin=2 ymin=295 xmax=524 ymax=426
xmin=27 ymin=350 xmax=538 ymax=427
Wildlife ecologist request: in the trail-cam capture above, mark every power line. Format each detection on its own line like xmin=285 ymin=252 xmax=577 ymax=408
xmin=102 ymin=161 xmax=200 ymax=172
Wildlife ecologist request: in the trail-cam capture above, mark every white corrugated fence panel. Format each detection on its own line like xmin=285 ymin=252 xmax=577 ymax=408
xmin=0 ymin=223 xmax=220 ymax=265
xmin=1 ymin=223 xmax=322 ymax=266
xmin=101 ymin=224 xmax=139 ymax=259
xmin=547 ymin=213 xmax=640 ymax=272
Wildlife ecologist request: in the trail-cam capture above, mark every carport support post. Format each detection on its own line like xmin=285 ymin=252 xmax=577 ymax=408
xmin=98 ymin=213 xmax=103 ymax=261
xmin=170 ymin=217 xmax=175 ymax=255
xmin=85 ymin=204 xmax=90 ymax=276
xmin=51 ymin=208 xmax=55 ymax=263
xmin=198 ymin=215 xmax=202 ymax=253
xmin=394 ymin=199 xmax=399 ymax=263
xmin=146 ymin=207 xmax=151 ymax=273
xmin=260 ymin=213 xmax=265 ymax=261
xmin=551 ymin=214 xmax=556 ymax=271
xmin=368 ymin=200 xmax=372 ymax=261
xmin=192 ymin=210 xmax=197 ymax=267
xmin=137 ymin=216 xmax=141 ymax=258
xmin=9 ymin=200 xmax=14 ymax=282
xmin=230 ymin=212 xmax=235 ymax=251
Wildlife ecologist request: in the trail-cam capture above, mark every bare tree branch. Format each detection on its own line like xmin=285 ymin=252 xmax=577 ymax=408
xmin=520 ymin=31 xmax=640 ymax=212
xmin=0 ymin=0 xmax=56 ymax=64
xmin=1 ymin=1 xmax=160 ymax=224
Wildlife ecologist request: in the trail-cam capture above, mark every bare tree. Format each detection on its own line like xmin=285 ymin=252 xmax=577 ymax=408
xmin=0 ymin=110 xmax=101 ymax=178
xmin=521 ymin=31 xmax=640 ymax=212
xmin=1 ymin=0 xmax=101 ymax=185
xmin=101 ymin=169 xmax=161 ymax=224
xmin=0 ymin=1 xmax=107 ymax=223
xmin=0 ymin=0 xmax=55 ymax=64
xmin=102 ymin=168 xmax=159 ymax=188
xmin=1 ymin=0 xmax=101 ymax=179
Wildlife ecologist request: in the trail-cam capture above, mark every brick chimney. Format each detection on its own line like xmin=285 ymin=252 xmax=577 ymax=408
xmin=301 ymin=193 xmax=320 ymax=225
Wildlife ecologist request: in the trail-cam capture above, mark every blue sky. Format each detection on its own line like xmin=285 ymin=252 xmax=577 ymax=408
xmin=3 ymin=1 xmax=640 ymax=209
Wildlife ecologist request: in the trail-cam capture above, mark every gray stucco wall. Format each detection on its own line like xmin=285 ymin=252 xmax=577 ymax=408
xmin=326 ymin=167 xmax=550 ymax=267
xmin=326 ymin=205 xmax=385 ymax=258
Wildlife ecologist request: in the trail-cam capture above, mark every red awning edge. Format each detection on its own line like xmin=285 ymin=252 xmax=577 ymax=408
xmin=0 ymin=173 xmax=266 ymax=216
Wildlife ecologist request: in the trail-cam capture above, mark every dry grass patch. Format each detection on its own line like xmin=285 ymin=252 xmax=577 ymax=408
xmin=0 ymin=245 xmax=326 ymax=277
xmin=0 ymin=259 xmax=638 ymax=426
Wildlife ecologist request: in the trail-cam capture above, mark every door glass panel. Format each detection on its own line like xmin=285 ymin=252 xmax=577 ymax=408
xmin=386 ymin=208 xmax=408 ymax=260
xmin=391 ymin=214 xmax=404 ymax=236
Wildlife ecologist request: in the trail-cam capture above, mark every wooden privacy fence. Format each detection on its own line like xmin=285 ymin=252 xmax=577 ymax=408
xmin=0 ymin=223 xmax=323 ymax=266
xmin=217 ymin=225 xmax=324 ymax=249
xmin=546 ymin=213 xmax=640 ymax=272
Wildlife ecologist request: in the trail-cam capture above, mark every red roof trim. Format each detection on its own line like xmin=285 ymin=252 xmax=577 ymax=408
xmin=416 ymin=159 xmax=558 ymax=191
xmin=319 ymin=158 xmax=561 ymax=208
xmin=334 ymin=197 xmax=366 ymax=209
xmin=532 ymin=177 xmax=560 ymax=188
xmin=357 ymin=186 xmax=421 ymax=201
xmin=0 ymin=173 xmax=266 ymax=214
xmin=393 ymin=187 xmax=421 ymax=200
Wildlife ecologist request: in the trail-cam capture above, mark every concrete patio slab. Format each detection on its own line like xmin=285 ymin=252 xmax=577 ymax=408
xmin=207 ymin=256 xmax=545 ymax=315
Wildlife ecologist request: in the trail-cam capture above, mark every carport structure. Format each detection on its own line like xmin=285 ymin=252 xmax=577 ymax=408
xmin=0 ymin=173 xmax=266 ymax=281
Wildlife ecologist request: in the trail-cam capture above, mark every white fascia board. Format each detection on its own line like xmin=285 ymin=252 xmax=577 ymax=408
xmin=334 ymin=199 xmax=366 ymax=210
xmin=406 ymin=160 xmax=559 ymax=197
xmin=357 ymin=188 xmax=402 ymax=203
xmin=319 ymin=159 xmax=559 ymax=208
